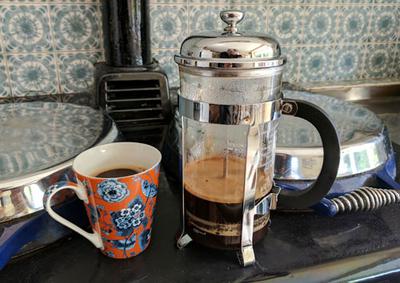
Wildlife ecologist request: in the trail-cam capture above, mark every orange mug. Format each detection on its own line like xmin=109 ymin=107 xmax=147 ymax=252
xmin=43 ymin=142 xmax=162 ymax=259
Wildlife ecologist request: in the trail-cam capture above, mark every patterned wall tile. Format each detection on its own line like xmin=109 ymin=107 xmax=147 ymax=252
xmin=332 ymin=45 xmax=365 ymax=81
xmin=7 ymin=54 xmax=58 ymax=96
xmin=150 ymin=4 xmax=188 ymax=49
xmin=270 ymin=0 xmax=305 ymax=3
xmin=0 ymin=55 xmax=11 ymax=97
xmin=1 ymin=1 xmax=100 ymax=2
xmin=299 ymin=46 xmax=334 ymax=82
xmin=269 ymin=5 xmax=304 ymax=45
xmin=232 ymin=6 xmax=267 ymax=33
xmin=50 ymin=4 xmax=101 ymax=50
xmin=151 ymin=0 xmax=187 ymax=3
xmin=373 ymin=0 xmax=400 ymax=3
xmin=189 ymin=6 xmax=227 ymax=34
xmin=304 ymin=0 xmax=334 ymax=3
xmin=369 ymin=5 xmax=399 ymax=42
xmin=336 ymin=6 xmax=370 ymax=44
xmin=395 ymin=43 xmax=400 ymax=77
xmin=281 ymin=46 xmax=300 ymax=83
xmin=336 ymin=0 xmax=373 ymax=3
xmin=0 ymin=5 xmax=52 ymax=52
xmin=0 ymin=1 xmax=399 ymax=98
xmin=58 ymin=52 xmax=102 ymax=93
xmin=231 ymin=0 xmax=265 ymax=4
xmin=364 ymin=44 xmax=396 ymax=78
xmin=303 ymin=6 xmax=337 ymax=44
xmin=154 ymin=49 xmax=180 ymax=87
xmin=190 ymin=0 xmax=233 ymax=4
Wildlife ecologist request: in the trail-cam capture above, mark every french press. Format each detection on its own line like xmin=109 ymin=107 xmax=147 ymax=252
xmin=175 ymin=10 xmax=340 ymax=266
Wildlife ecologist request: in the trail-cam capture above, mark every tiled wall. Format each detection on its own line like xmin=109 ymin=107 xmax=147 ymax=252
xmin=151 ymin=0 xmax=400 ymax=87
xmin=0 ymin=0 xmax=399 ymax=100
xmin=0 ymin=0 xmax=103 ymax=101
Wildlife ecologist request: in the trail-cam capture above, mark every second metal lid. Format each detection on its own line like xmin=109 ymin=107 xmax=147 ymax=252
xmin=175 ymin=10 xmax=285 ymax=69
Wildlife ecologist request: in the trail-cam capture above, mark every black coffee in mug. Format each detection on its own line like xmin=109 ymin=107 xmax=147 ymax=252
xmin=96 ymin=167 xmax=145 ymax=178
xmin=184 ymin=155 xmax=272 ymax=250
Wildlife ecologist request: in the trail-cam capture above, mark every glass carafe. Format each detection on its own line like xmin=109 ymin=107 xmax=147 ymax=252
xmin=176 ymin=10 xmax=341 ymax=267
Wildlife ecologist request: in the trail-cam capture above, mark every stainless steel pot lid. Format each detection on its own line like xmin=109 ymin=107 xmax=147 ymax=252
xmin=0 ymin=102 xmax=117 ymax=188
xmin=276 ymin=91 xmax=391 ymax=180
xmin=175 ymin=10 xmax=285 ymax=69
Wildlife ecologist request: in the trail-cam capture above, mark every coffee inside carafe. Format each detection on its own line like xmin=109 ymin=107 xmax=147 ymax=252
xmin=184 ymin=154 xmax=273 ymax=250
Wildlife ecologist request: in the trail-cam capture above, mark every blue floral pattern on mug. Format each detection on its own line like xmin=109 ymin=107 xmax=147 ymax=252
xmin=87 ymin=203 xmax=99 ymax=226
xmin=139 ymin=229 xmax=151 ymax=250
xmin=111 ymin=233 xmax=136 ymax=251
xmin=97 ymin=179 xmax=129 ymax=203
xmin=141 ymin=179 xmax=157 ymax=198
xmin=111 ymin=197 xmax=146 ymax=236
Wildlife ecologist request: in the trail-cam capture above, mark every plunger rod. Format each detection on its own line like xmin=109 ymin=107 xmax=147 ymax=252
xmin=223 ymin=153 xmax=229 ymax=178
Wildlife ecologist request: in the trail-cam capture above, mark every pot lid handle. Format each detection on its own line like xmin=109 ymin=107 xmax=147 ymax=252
xmin=220 ymin=10 xmax=244 ymax=34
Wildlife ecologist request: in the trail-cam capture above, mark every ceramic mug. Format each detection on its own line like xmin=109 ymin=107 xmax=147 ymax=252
xmin=43 ymin=142 xmax=162 ymax=259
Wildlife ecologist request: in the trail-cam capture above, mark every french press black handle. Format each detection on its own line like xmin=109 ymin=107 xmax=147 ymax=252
xmin=278 ymin=98 xmax=341 ymax=209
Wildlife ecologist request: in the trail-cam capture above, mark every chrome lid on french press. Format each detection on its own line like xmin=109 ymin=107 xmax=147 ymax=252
xmin=174 ymin=10 xmax=285 ymax=69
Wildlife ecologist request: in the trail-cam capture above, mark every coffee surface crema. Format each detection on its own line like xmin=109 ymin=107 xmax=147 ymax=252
xmin=184 ymin=155 xmax=271 ymax=204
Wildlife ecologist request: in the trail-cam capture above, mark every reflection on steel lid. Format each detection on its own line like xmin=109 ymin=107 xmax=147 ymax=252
xmin=0 ymin=102 xmax=104 ymax=181
xmin=278 ymin=91 xmax=384 ymax=147
xmin=275 ymin=91 xmax=391 ymax=180
xmin=175 ymin=10 xmax=285 ymax=69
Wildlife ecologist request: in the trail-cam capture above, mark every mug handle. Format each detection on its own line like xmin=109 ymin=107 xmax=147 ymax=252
xmin=277 ymin=98 xmax=341 ymax=209
xmin=43 ymin=181 xmax=103 ymax=249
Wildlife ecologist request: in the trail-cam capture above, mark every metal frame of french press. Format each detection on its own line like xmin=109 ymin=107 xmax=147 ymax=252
xmin=176 ymin=96 xmax=282 ymax=267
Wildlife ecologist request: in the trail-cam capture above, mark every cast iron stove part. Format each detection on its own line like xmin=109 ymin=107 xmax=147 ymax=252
xmin=95 ymin=0 xmax=171 ymax=147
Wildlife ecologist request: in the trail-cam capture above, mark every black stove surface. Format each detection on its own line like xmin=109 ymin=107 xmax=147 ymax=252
xmin=1 ymin=144 xmax=400 ymax=282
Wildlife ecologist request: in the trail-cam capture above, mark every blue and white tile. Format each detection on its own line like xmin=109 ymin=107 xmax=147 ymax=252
xmin=50 ymin=4 xmax=101 ymax=50
xmin=373 ymin=0 xmax=400 ymax=3
xmin=57 ymin=52 xmax=102 ymax=93
xmin=270 ymin=0 xmax=305 ymax=3
xmin=189 ymin=6 xmax=227 ymax=34
xmin=154 ymin=49 xmax=180 ymax=87
xmin=369 ymin=6 xmax=398 ymax=42
xmin=153 ymin=0 xmax=189 ymax=3
xmin=1 ymin=0 xmax=100 ymax=2
xmin=0 ymin=5 xmax=52 ymax=52
xmin=269 ymin=6 xmax=304 ymax=45
xmin=332 ymin=45 xmax=365 ymax=81
xmin=303 ymin=6 xmax=337 ymax=44
xmin=0 ymin=55 xmax=11 ymax=97
xmin=335 ymin=0 xmax=373 ymax=3
xmin=281 ymin=46 xmax=300 ymax=83
xmin=189 ymin=0 xmax=232 ymax=4
xmin=150 ymin=4 xmax=188 ymax=49
xmin=395 ymin=43 xmax=400 ymax=77
xmin=299 ymin=47 xmax=333 ymax=82
xmin=231 ymin=6 xmax=267 ymax=33
xmin=8 ymin=54 xmax=58 ymax=96
xmin=364 ymin=44 xmax=396 ymax=78
xmin=303 ymin=0 xmax=334 ymax=3
xmin=231 ymin=0 xmax=268 ymax=5
xmin=336 ymin=6 xmax=370 ymax=43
